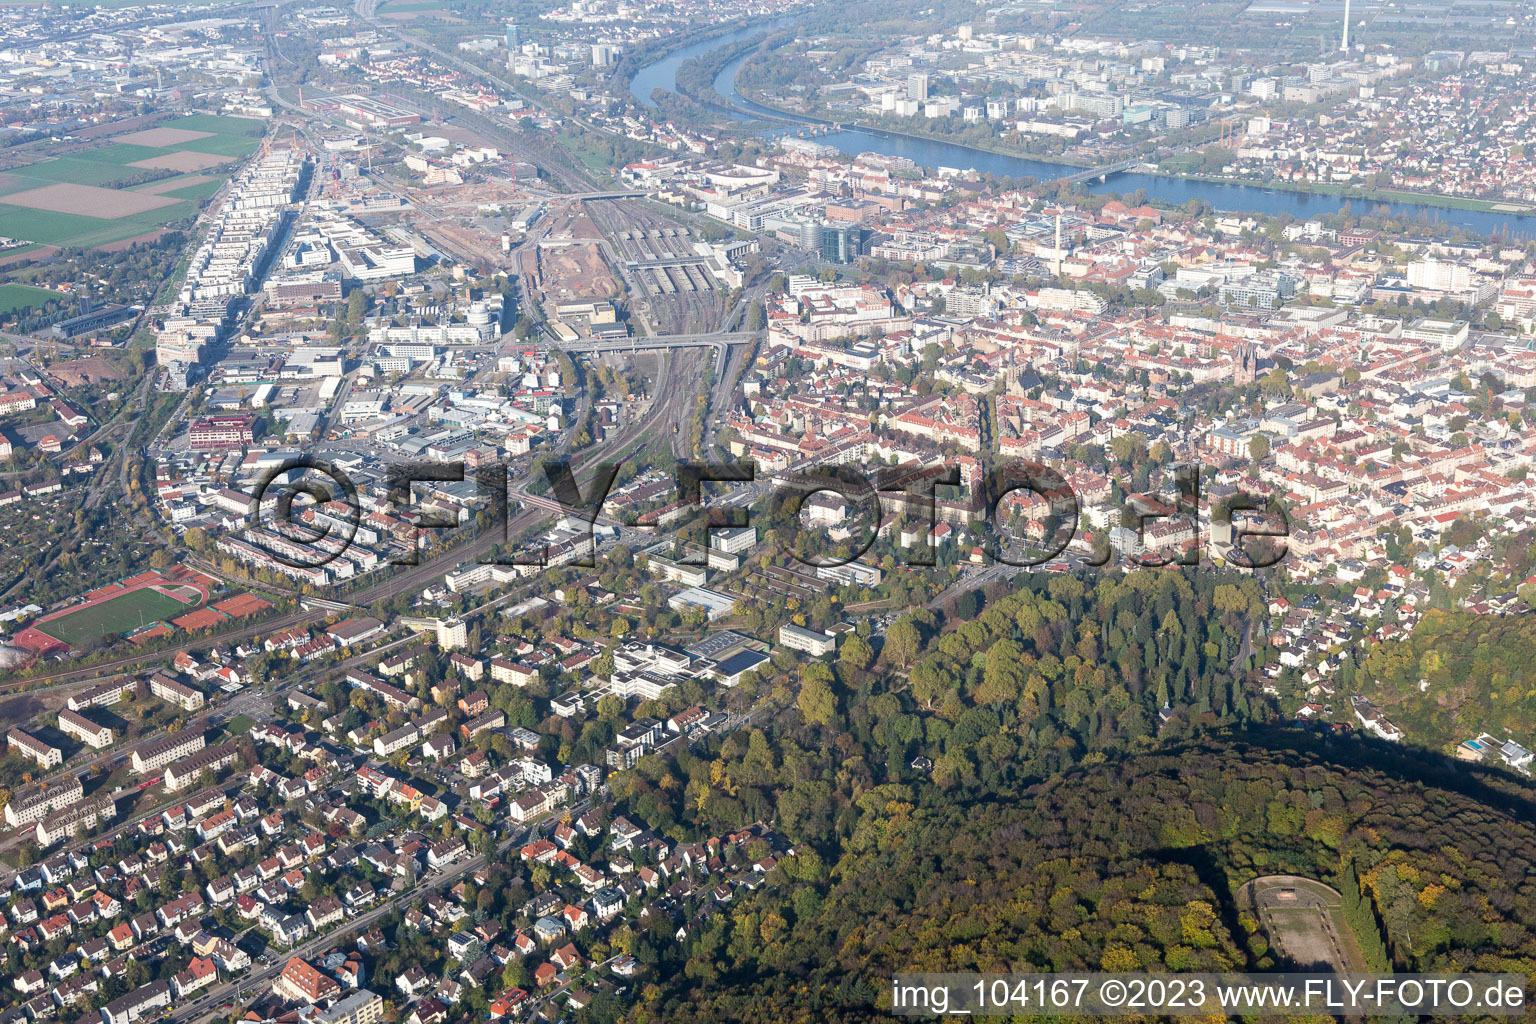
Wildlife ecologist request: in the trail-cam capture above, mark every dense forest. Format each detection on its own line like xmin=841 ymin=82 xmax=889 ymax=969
xmin=1363 ymin=609 xmax=1536 ymax=748
xmin=877 ymin=571 xmax=1269 ymax=783
xmin=605 ymin=571 xmax=1271 ymax=844
xmin=583 ymin=569 xmax=1536 ymax=1023
xmin=628 ymin=734 xmax=1536 ymax=1023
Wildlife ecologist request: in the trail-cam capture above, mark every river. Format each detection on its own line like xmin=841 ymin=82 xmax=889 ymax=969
xmin=631 ymin=22 xmax=1536 ymax=237
xmin=629 ymin=19 xmax=794 ymax=110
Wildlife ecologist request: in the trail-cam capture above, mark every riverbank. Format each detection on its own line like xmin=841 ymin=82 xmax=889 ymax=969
xmin=627 ymin=16 xmax=796 ymax=110
xmin=674 ymin=37 xmax=774 ymax=116
xmin=1158 ymin=170 xmax=1536 ymax=216
xmin=621 ymin=15 xmax=1536 ymax=235
xmin=809 ymin=117 xmax=1101 ymax=171
xmin=731 ymin=75 xmax=1100 ymax=169
xmin=721 ymin=43 xmax=1536 ymax=225
xmin=738 ymin=81 xmax=1531 ymax=217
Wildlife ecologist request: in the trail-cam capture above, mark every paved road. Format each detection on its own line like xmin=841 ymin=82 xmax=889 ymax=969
xmin=167 ymin=789 xmax=601 ymax=1024
xmin=0 ymin=569 xmax=574 ymax=880
xmin=167 ymin=844 xmax=496 ymax=1024
xmin=0 ymin=407 xmax=653 ymax=694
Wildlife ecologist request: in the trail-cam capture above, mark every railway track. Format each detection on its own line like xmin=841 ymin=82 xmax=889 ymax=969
xmin=0 ymin=345 xmax=703 ymax=693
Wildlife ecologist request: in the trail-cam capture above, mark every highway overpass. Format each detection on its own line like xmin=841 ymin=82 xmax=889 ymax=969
xmin=557 ymin=331 xmax=757 ymax=356
xmin=526 ymin=188 xmax=649 ymax=201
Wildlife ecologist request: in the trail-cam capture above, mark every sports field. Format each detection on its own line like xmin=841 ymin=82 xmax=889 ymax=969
xmin=40 ymin=587 xmax=194 ymax=645
xmin=0 ymin=115 xmax=263 ymax=248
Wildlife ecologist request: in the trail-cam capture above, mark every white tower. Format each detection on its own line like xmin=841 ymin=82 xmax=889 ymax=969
xmin=1341 ymin=0 xmax=1350 ymax=51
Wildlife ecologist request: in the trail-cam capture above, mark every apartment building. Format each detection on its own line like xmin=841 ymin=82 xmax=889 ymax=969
xmin=4 ymin=775 xmax=85 ymax=827
xmin=461 ymin=709 xmax=505 ymax=740
xmin=373 ymin=724 xmax=421 ymax=758
xmin=273 ymin=957 xmax=341 ymax=1004
xmin=99 ymin=980 xmax=171 ymax=1024
xmin=57 ymin=709 xmax=113 ymax=749
xmin=345 ymin=670 xmax=418 ymax=711
xmin=170 ymin=957 xmax=218 ymax=1000
xmin=8 ymin=726 xmax=62 ymax=768
xmin=164 ymin=741 xmax=239 ymax=792
xmin=490 ymin=658 xmax=538 ymax=687
xmin=37 ymin=794 xmax=116 ymax=847
xmin=132 ymin=731 xmax=206 ymax=775
xmin=148 ymin=672 xmax=205 ymax=711
xmin=67 ymin=680 xmax=137 ymax=712
xmin=312 ymin=990 xmax=385 ymax=1024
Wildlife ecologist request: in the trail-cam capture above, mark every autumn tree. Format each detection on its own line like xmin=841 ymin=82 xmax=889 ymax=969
xmin=797 ymin=664 xmax=837 ymax=726
xmin=884 ymin=615 xmax=922 ymax=668
xmin=839 ymin=635 xmax=873 ymax=673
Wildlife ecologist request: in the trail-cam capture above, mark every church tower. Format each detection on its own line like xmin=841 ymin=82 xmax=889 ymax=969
xmin=1234 ymin=342 xmax=1258 ymax=386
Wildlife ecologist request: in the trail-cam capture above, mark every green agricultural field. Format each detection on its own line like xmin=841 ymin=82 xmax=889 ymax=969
xmin=0 ymin=175 xmax=36 ymax=197
xmin=59 ymin=221 xmax=181 ymax=248
xmin=41 ymin=587 xmax=196 ymax=646
xmin=126 ymin=174 xmax=225 ymax=202
xmin=166 ymin=113 xmax=267 ymax=137
xmin=0 ymin=283 xmax=57 ymax=314
xmin=74 ymin=142 xmax=172 ymax=166
xmin=0 ymin=202 xmax=197 ymax=248
xmin=10 ymin=144 xmax=191 ymax=183
xmin=178 ymin=134 xmax=261 ymax=159
xmin=127 ymin=174 xmax=196 ymax=192
xmin=0 ymin=117 xmax=261 ymax=246
xmin=0 ymin=207 xmax=106 ymax=246
xmin=157 ymin=180 xmax=224 ymax=202
xmin=7 ymin=157 xmax=143 ymax=188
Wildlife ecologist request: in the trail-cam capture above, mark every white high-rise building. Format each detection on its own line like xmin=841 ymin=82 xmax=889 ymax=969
xmin=908 ymin=73 xmax=930 ymax=101
xmin=1407 ymin=259 xmax=1472 ymax=293
xmin=437 ymin=617 xmax=468 ymax=649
